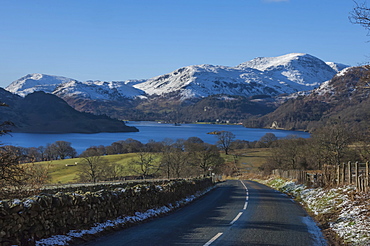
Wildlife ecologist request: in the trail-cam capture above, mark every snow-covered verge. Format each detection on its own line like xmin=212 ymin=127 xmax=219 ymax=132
xmin=258 ymin=178 xmax=370 ymax=245
xmin=35 ymin=187 xmax=213 ymax=246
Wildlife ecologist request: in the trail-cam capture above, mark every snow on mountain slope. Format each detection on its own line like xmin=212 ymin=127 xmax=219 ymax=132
xmin=5 ymin=53 xmax=349 ymax=101
xmin=326 ymin=62 xmax=349 ymax=73
xmin=236 ymin=53 xmax=339 ymax=88
xmin=311 ymin=66 xmax=370 ymax=99
xmin=134 ymin=53 xmax=346 ymax=99
xmin=53 ymin=80 xmax=144 ymax=100
xmin=133 ymin=64 xmax=258 ymax=98
xmin=6 ymin=73 xmax=74 ymax=97
xmin=6 ymin=74 xmax=144 ymax=100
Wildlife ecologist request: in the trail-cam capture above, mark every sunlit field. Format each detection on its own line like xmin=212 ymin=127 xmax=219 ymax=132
xmin=35 ymin=149 xmax=270 ymax=184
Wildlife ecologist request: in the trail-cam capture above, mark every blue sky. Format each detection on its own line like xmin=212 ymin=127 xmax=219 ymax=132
xmin=0 ymin=0 xmax=368 ymax=87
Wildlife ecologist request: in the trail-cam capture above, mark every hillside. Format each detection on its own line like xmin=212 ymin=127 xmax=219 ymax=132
xmin=133 ymin=53 xmax=342 ymax=99
xmin=7 ymin=53 xmax=343 ymax=101
xmin=4 ymin=53 xmax=348 ymax=123
xmin=243 ymin=66 xmax=370 ymax=131
xmin=0 ymin=90 xmax=138 ymax=133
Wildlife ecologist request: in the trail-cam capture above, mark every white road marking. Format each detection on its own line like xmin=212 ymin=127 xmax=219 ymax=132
xmin=240 ymin=180 xmax=248 ymax=190
xmin=203 ymin=232 xmax=223 ymax=246
xmin=230 ymin=212 xmax=243 ymax=225
xmin=205 ymin=181 xmax=250 ymax=245
xmin=240 ymin=180 xmax=249 ymax=210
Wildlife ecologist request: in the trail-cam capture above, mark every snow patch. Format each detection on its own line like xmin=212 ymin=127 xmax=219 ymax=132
xmin=6 ymin=53 xmax=349 ymax=101
xmin=35 ymin=187 xmax=213 ymax=246
xmin=261 ymin=178 xmax=370 ymax=245
xmin=335 ymin=67 xmax=353 ymax=78
xmin=301 ymin=216 xmax=327 ymax=246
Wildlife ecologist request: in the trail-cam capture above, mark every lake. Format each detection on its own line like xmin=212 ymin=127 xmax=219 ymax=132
xmin=0 ymin=121 xmax=310 ymax=153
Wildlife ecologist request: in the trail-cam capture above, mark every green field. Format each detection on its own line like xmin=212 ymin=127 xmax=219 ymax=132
xmin=36 ymin=153 xmax=138 ymax=184
xmin=222 ymin=148 xmax=270 ymax=174
xmin=37 ymin=149 xmax=270 ymax=184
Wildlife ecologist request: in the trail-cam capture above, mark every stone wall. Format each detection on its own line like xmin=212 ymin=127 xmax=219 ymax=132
xmin=0 ymin=178 xmax=213 ymax=246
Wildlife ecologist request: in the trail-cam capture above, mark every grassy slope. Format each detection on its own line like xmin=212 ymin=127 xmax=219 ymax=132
xmin=38 ymin=149 xmax=270 ymax=184
xmin=37 ymin=153 xmax=138 ymax=184
xmin=219 ymin=148 xmax=270 ymax=175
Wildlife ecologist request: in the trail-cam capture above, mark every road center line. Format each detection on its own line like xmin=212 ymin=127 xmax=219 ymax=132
xmin=230 ymin=212 xmax=243 ymax=225
xmin=240 ymin=180 xmax=249 ymax=210
xmin=240 ymin=180 xmax=248 ymax=190
xmin=203 ymin=232 xmax=223 ymax=246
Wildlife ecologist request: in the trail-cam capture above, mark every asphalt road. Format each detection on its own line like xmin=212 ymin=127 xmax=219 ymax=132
xmin=82 ymin=180 xmax=326 ymax=246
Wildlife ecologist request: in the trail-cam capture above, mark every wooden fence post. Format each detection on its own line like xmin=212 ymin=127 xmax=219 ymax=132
xmin=348 ymin=161 xmax=352 ymax=184
xmin=359 ymin=175 xmax=364 ymax=192
xmin=366 ymin=162 xmax=369 ymax=188
xmin=341 ymin=163 xmax=345 ymax=184
xmin=355 ymin=162 xmax=359 ymax=190
xmin=337 ymin=164 xmax=340 ymax=186
xmin=323 ymin=165 xmax=327 ymax=186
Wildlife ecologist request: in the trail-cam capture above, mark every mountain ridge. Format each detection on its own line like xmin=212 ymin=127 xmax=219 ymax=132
xmin=242 ymin=65 xmax=370 ymax=131
xmin=6 ymin=53 xmax=348 ymax=101
xmin=2 ymin=53 xmax=352 ymax=127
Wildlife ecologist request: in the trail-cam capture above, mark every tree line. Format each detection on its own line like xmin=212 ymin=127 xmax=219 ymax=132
xmin=76 ymin=132 xmax=242 ymax=183
xmin=77 ymin=136 xmax=226 ymax=183
xmin=3 ymin=118 xmax=366 ymax=197
xmin=260 ymin=120 xmax=370 ymax=175
xmin=0 ymin=131 xmax=241 ymax=197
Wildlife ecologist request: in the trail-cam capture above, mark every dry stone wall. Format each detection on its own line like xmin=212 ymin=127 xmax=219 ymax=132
xmin=0 ymin=178 xmax=213 ymax=246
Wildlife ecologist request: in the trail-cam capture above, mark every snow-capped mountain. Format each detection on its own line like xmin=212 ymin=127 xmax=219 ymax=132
xmin=243 ymin=65 xmax=370 ymax=131
xmin=325 ymin=62 xmax=349 ymax=73
xmin=6 ymin=74 xmax=145 ymax=100
xmin=236 ymin=53 xmax=336 ymax=87
xmin=133 ymin=64 xmax=277 ymax=99
xmin=5 ymin=53 xmax=348 ymax=101
xmin=134 ymin=53 xmax=347 ymax=99
xmin=53 ymin=80 xmax=144 ymax=100
xmin=6 ymin=73 xmax=74 ymax=97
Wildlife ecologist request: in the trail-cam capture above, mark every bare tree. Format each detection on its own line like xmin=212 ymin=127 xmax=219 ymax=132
xmin=0 ymin=147 xmax=27 ymax=189
xmin=258 ymin=133 xmax=278 ymax=148
xmin=191 ymin=144 xmax=225 ymax=175
xmin=160 ymin=139 xmax=189 ymax=178
xmin=54 ymin=141 xmax=77 ymax=159
xmin=26 ymin=147 xmax=41 ymax=162
xmin=160 ymin=138 xmax=174 ymax=179
xmin=216 ymin=131 xmax=235 ymax=155
xmin=311 ymin=122 xmax=353 ymax=166
xmin=45 ymin=141 xmax=77 ymax=160
xmin=129 ymin=151 xmax=159 ymax=179
xmin=0 ymin=146 xmax=49 ymax=198
xmin=262 ymin=135 xmax=308 ymax=173
xmin=78 ymin=148 xmax=108 ymax=183
xmin=350 ymin=1 xmax=370 ymax=33
xmin=0 ymin=103 xmax=49 ymax=198
xmin=145 ymin=139 xmax=164 ymax=152
xmin=277 ymin=136 xmax=307 ymax=170
xmin=106 ymin=141 xmax=124 ymax=155
xmin=101 ymin=163 xmax=123 ymax=181
xmin=37 ymin=146 xmax=47 ymax=161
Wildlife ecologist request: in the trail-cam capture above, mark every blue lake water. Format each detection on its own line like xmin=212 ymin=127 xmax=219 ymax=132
xmin=0 ymin=121 xmax=310 ymax=153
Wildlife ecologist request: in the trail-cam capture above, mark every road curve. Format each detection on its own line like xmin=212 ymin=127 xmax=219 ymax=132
xmin=82 ymin=180 xmax=326 ymax=246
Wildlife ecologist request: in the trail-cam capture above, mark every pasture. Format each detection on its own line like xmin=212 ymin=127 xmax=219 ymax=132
xmin=36 ymin=149 xmax=270 ymax=184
